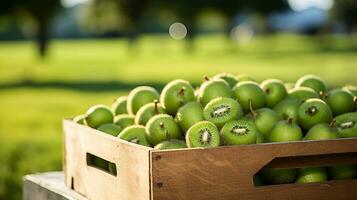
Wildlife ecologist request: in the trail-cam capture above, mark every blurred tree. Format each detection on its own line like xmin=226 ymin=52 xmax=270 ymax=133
xmin=0 ymin=0 xmax=61 ymax=57
xmin=334 ymin=0 xmax=357 ymax=32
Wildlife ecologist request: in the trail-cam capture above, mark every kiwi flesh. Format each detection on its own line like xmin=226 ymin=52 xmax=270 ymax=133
xmin=114 ymin=114 xmax=135 ymax=129
xmin=186 ymin=121 xmax=220 ymax=148
xmin=118 ymin=125 xmax=151 ymax=147
xmin=175 ymin=101 xmax=204 ymax=133
xmin=154 ymin=139 xmax=187 ymax=150
xmin=203 ymin=97 xmax=243 ymax=128
xmin=135 ymin=100 xmax=165 ymax=125
xmin=146 ymin=114 xmax=182 ymax=146
xmin=220 ymin=119 xmax=258 ymax=145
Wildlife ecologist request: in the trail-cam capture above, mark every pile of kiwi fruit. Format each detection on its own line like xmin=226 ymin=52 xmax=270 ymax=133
xmin=73 ymin=73 xmax=357 ymax=185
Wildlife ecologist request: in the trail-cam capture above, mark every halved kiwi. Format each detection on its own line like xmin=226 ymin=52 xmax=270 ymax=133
xmin=186 ymin=121 xmax=220 ymax=148
xmin=220 ymin=119 xmax=258 ymax=145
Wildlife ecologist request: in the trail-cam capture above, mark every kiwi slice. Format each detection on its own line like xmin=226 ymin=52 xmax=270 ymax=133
xmin=288 ymin=87 xmax=319 ymax=103
xmin=127 ymin=86 xmax=160 ymax=115
xmin=114 ymin=114 xmax=135 ymax=129
xmin=260 ymin=79 xmax=287 ymax=108
xmin=118 ymin=125 xmax=151 ymax=147
xmin=160 ymin=79 xmax=195 ymax=115
xmin=112 ymin=96 xmax=128 ymax=115
xmin=85 ymin=105 xmax=114 ymax=129
xmin=233 ymin=81 xmax=267 ymax=112
xmin=295 ymin=74 xmax=327 ymax=94
xmin=73 ymin=114 xmax=86 ymax=125
xmin=220 ymin=119 xmax=258 ymax=145
xmin=198 ymin=77 xmax=234 ymax=106
xmin=304 ymin=122 xmax=338 ymax=140
xmin=297 ymin=98 xmax=333 ymax=130
xmin=213 ymin=72 xmax=239 ymax=88
xmin=186 ymin=121 xmax=220 ymax=148
xmin=146 ymin=114 xmax=182 ymax=146
xmin=324 ymin=89 xmax=354 ymax=116
xmin=97 ymin=123 xmax=122 ymax=137
xmin=296 ymin=167 xmax=328 ymax=184
xmin=175 ymin=101 xmax=204 ymax=133
xmin=334 ymin=112 xmax=357 ymax=138
xmin=154 ymin=139 xmax=187 ymax=150
xmin=203 ymin=97 xmax=243 ymax=128
xmin=135 ymin=100 xmax=165 ymax=126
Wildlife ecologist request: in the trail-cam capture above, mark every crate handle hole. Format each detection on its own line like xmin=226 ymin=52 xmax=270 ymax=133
xmin=86 ymin=153 xmax=117 ymax=177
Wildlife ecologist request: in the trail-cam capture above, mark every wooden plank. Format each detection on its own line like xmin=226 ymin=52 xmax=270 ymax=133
xmin=63 ymin=120 xmax=152 ymax=200
xmin=151 ymin=139 xmax=357 ymax=200
xmin=23 ymin=172 xmax=86 ymax=200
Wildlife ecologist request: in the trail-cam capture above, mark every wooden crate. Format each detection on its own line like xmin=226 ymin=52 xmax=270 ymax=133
xmin=63 ymin=120 xmax=357 ymax=200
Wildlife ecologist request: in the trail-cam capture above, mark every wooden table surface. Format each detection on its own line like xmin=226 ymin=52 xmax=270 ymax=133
xmin=23 ymin=172 xmax=86 ymax=200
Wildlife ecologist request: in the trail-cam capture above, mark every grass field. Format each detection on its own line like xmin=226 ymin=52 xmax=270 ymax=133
xmin=0 ymin=34 xmax=357 ymax=199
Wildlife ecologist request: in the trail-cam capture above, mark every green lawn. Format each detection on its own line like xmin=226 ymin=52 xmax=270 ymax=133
xmin=0 ymin=34 xmax=357 ymax=199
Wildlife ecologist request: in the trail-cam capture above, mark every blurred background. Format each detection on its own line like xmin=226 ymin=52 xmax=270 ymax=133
xmin=0 ymin=0 xmax=357 ymax=199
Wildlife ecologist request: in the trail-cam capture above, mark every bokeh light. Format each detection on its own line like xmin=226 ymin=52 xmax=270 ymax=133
xmin=288 ymin=0 xmax=334 ymax=12
xmin=169 ymin=22 xmax=187 ymax=40
xmin=230 ymin=23 xmax=254 ymax=44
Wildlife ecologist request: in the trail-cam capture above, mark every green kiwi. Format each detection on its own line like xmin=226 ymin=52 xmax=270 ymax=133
xmin=97 ymin=124 xmax=122 ymax=136
xmin=295 ymin=74 xmax=327 ymax=94
xmin=85 ymin=105 xmax=114 ymax=129
xmin=220 ymin=119 xmax=257 ymax=145
xmin=246 ymin=100 xmax=280 ymax=138
xmin=343 ymin=85 xmax=357 ymax=96
xmin=261 ymin=168 xmax=297 ymax=185
xmin=175 ymin=101 xmax=204 ymax=133
xmin=288 ymin=87 xmax=319 ymax=102
xmin=203 ymin=97 xmax=243 ymax=128
xmin=160 ymin=79 xmax=195 ymax=115
xmin=334 ymin=112 xmax=357 ymax=138
xmin=268 ymin=118 xmax=303 ymax=142
xmin=186 ymin=121 xmax=220 ymax=148
xmin=112 ymin=96 xmax=128 ymax=115
xmin=146 ymin=114 xmax=181 ymax=146
xmin=260 ymin=79 xmax=287 ymax=107
xmin=273 ymin=98 xmax=301 ymax=123
xmin=284 ymin=82 xmax=295 ymax=91
xmin=118 ymin=125 xmax=151 ymax=147
xmin=328 ymin=165 xmax=357 ymax=180
xmin=297 ymin=98 xmax=333 ymax=130
xmin=213 ymin=72 xmax=238 ymax=88
xmin=127 ymin=86 xmax=160 ymax=115
xmin=304 ymin=122 xmax=338 ymax=140
xmin=154 ymin=139 xmax=187 ymax=150
xmin=256 ymin=131 xmax=264 ymax=144
xmin=324 ymin=89 xmax=354 ymax=116
xmin=73 ymin=114 xmax=86 ymax=125
xmin=296 ymin=167 xmax=328 ymax=184
xmin=198 ymin=77 xmax=234 ymax=106
xmin=135 ymin=100 xmax=165 ymax=125
xmin=233 ymin=81 xmax=267 ymax=112
xmin=114 ymin=114 xmax=135 ymax=129
xmin=236 ymin=74 xmax=256 ymax=82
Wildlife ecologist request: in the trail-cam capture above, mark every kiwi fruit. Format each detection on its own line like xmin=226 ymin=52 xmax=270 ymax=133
xmin=295 ymin=74 xmax=327 ymax=94
xmin=237 ymin=74 xmax=256 ymax=82
xmin=154 ymin=139 xmax=187 ymax=150
xmin=73 ymin=114 xmax=86 ymax=125
xmin=160 ymin=79 xmax=195 ymax=115
xmin=85 ymin=105 xmax=114 ymax=129
xmin=246 ymin=100 xmax=280 ymax=138
xmin=256 ymin=131 xmax=264 ymax=144
xmin=146 ymin=114 xmax=181 ymax=146
xmin=97 ymin=124 xmax=122 ymax=137
xmin=268 ymin=118 xmax=303 ymax=142
xmin=304 ymin=122 xmax=338 ymax=140
xmin=260 ymin=79 xmax=287 ymax=108
xmin=186 ymin=121 xmax=220 ymax=148
xmin=297 ymin=98 xmax=333 ymax=130
xmin=135 ymin=100 xmax=165 ymax=125
xmin=324 ymin=89 xmax=354 ymax=116
xmin=233 ymin=81 xmax=267 ymax=112
xmin=220 ymin=119 xmax=258 ymax=145
xmin=343 ymin=85 xmax=357 ymax=96
xmin=213 ymin=72 xmax=238 ymax=88
xmin=118 ymin=125 xmax=151 ymax=147
xmin=334 ymin=112 xmax=357 ymax=138
xmin=127 ymin=86 xmax=160 ymax=115
xmin=288 ymin=87 xmax=319 ymax=103
xmin=198 ymin=77 xmax=234 ymax=106
xmin=273 ymin=98 xmax=301 ymax=123
xmin=112 ymin=96 xmax=128 ymax=115
xmin=261 ymin=168 xmax=297 ymax=185
xmin=284 ymin=82 xmax=295 ymax=91
xmin=203 ymin=97 xmax=243 ymax=128
xmin=296 ymin=167 xmax=328 ymax=184
xmin=175 ymin=101 xmax=204 ymax=133
xmin=114 ymin=114 xmax=135 ymax=129
xmin=327 ymin=165 xmax=357 ymax=180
